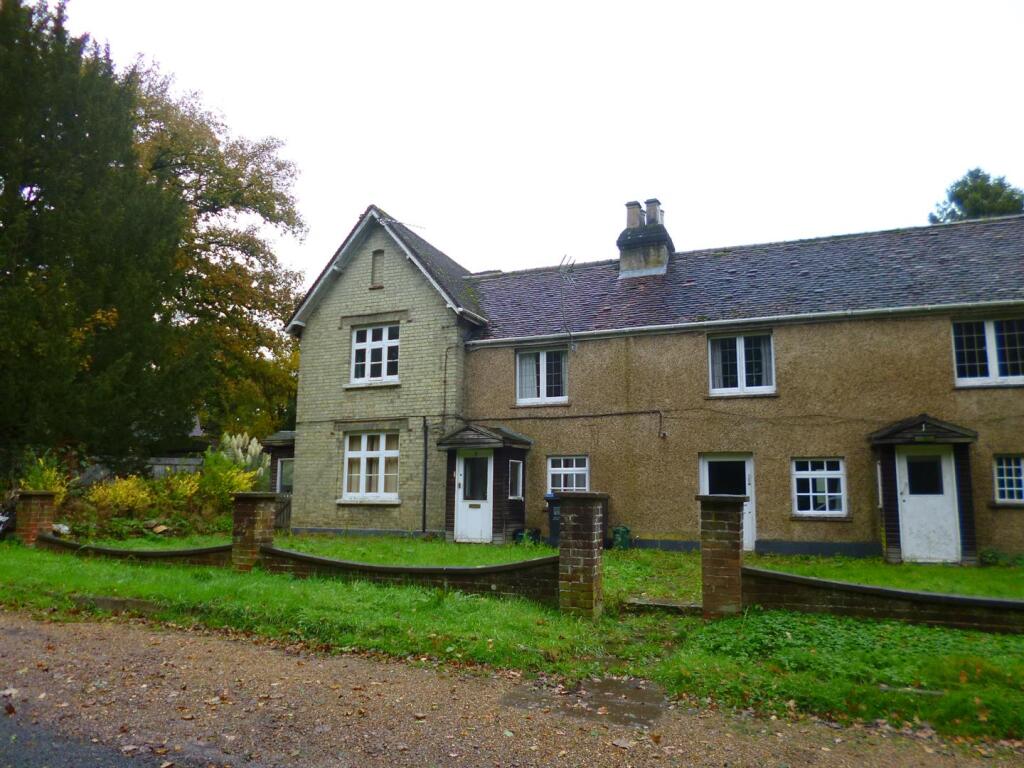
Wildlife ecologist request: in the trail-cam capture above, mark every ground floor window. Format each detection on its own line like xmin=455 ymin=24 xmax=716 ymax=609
xmin=548 ymin=456 xmax=588 ymax=492
xmin=994 ymin=455 xmax=1024 ymax=503
xmin=792 ymin=458 xmax=846 ymax=516
xmin=342 ymin=432 xmax=399 ymax=500
xmin=508 ymin=459 xmax=523 ymax=500
xmin=276 ymin=458 xmax=294 ymax=494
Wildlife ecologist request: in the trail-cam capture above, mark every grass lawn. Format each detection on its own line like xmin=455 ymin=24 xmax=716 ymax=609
xmin=746 ymin=554 xmax=1024 ymax=600
xmin=87 ymin=533 xmax=1023 ymax=603
xmin=2 ymin=540 xmax=1024 ymax=739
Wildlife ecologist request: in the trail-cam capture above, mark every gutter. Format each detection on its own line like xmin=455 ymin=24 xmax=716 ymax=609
xmin=464 ymin=299 xmax=1024 ymax=348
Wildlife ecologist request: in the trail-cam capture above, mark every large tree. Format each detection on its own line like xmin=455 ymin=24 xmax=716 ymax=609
xmin=0 ymin=1 xmax=303 ymax=478
xmin=134 ymin=71 xmax=304 ymax=438
xmin=929 ymin=168 xmax=1024 ymax=224
xmin=0 ymin=0 xmax=200 ymax=475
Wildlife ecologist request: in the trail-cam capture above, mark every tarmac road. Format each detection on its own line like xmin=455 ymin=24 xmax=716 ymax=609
xmin=0 ymin=716 xmax=176 ymax=768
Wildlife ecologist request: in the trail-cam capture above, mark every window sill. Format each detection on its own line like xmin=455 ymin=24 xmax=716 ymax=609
xmin=336 ymin=498 xmax=402 ymax=507
xmin=368 ymin=284 xmax=384 ymax=291
xmin=344 ymin=380 xmax=401 ymax=390
xmin=988 ymin=500 xmax=1024 ymax=510
xmin=513 ymin=400 xmax=570 ymax=409
xmin=954 ymin=382 xmax=1024 ymax=390
xmin=706 ymin=392 xmax=779 ymax=400
xmin=790 ymin=514 xmax=852 ymax=522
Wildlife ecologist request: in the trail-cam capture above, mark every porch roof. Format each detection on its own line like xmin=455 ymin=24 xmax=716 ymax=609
xmin=869 ymin=413 xmax=978 ymax=445
xmin=436 ymin=424 xmax=533 ymax=450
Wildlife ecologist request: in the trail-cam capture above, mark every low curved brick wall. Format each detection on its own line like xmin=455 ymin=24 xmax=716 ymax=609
xmin=742 ymin=567 xmax=1024 ymax=633
xmin=259 ymin=546 xmax=560 ymax=606
xmin=35 ymin=534 xmax=232 ymax=567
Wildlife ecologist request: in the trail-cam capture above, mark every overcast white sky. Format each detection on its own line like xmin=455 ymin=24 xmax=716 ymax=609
xmin=67 ymin=0 xmax=1024 ymax=282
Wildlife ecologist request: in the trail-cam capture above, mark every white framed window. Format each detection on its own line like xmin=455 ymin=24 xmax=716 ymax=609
xmin=516 ymin=349 xmax=568 ymax=404
xmin=548 ymin=456 xmax=589 ymax=492
xmin=508 ymin=460 xmax=524 ymax=500
xmin=953 ymin=319 xmax=1024 ymax=386
xmin=708 ymin=333 xmax=775 ymax=395
xmin=276 ymin=458 xmax=294 ymax=494
xmin=994 ymin=455 xmax=1024 ymax=504
xmin=342 ymin=432 xmax=399 ymax=501
xmin=351 ymin=324 xmax=399 ymax=384
xmin=792 ymin=458 xmax=847 ymax=517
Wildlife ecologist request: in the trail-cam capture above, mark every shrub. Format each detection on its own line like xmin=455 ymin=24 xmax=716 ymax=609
xmin=197 ymin=448 xmax=258 ymax=519
xmin=84 ymin=475 xmax=154 ymax=516
xmin=19 ymin=452 xmax=69 ymax=506
xmin=216 ymin=432 xmax=270 ymax=488
xmin=152 ymin=471 xmax=200 ymax=512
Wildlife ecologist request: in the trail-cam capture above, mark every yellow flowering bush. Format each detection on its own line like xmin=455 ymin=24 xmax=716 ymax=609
xmin=84 ymin=475 xmax=154 ymax=516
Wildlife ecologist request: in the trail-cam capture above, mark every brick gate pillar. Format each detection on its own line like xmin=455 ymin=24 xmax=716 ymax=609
xmin=15 ymin=490 xmax=56 ymax=546
xmin=232 ymin=492 xmax=278 ymax=571
xmin=698 ymin=494 xmax=747 ymax=619
xmin=557 ymin=491 xmax=607 ymax=618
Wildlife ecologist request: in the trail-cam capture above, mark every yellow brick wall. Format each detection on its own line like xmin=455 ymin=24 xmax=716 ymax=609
xmin=292 ymin=226 xmax=466 ymax=532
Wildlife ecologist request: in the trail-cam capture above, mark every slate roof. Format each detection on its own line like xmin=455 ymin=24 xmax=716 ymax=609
xmin=436 ymin=424 xmax=533 ymax=449
xmin=384 ymin=216 xmax=485 ymax=319
xmin=286 ymin=205 xmax=486 ymax=334
xmin=466 ymin=215 xmax=1024 ymax=341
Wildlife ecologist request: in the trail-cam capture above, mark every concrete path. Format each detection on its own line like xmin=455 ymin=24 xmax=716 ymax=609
xmin=0 ymin=612 xmax=1016 ymax=767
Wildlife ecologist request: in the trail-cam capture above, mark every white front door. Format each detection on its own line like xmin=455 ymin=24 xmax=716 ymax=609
xmin=700 ymin=454 xmax=756 ymax=551
xmin=455 ymin=449 xmax=493 ymax=543
xmin=896 ymin=445 xmax=960 ymax=563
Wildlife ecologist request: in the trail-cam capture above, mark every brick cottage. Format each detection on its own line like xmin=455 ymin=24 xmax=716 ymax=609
xmin=281 ymin=200 xmax=1024 ymax=562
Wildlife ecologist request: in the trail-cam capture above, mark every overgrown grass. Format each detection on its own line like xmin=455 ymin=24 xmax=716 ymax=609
xmin=2 ymin=542 xmax=1023 ymax=739
xmin=748 ymin=554 xmax=1024 ymax=600
xmin=86 ymin=533 xmax=230 ymax=550
xmin=82 ymin=534 xmax=1024 ymax=602
xmin=276 ymin=533 xmax=558 ymax=567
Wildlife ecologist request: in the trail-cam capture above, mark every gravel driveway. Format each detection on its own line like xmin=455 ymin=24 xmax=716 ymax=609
xmin=0 ymin=611 xmax=1016 ymax=767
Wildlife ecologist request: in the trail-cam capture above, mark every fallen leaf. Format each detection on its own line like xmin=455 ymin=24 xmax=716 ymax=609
xmin=612 ymin=738 xmax=634 ymax=749
xmin=3 ymin=703 xmax=14 ymax=716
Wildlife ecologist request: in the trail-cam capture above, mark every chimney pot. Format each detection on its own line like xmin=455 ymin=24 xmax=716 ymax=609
xmin=625 ymin=201 xmax=645 ymax=229
xmin=644 ymin=198 xmax=663 ymax=226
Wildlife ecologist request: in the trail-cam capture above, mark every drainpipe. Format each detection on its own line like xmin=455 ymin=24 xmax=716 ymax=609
xmin=421 ymin=416 xmax=428 ymax=533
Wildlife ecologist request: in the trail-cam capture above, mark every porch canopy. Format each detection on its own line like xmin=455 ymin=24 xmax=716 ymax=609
xmin=868 ymin=413 xmax=977 ymax=445
xmin=869 ymin=413 xmax=978 ymax=565
xmin=436 ymin=423 xmax=533 ymax=450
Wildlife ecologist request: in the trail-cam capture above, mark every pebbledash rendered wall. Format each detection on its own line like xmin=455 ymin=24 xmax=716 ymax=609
xmin=464 ymin=313 xmax=1024 ymax=555
xmin=292 ymin=227 xmax=470 ymax=535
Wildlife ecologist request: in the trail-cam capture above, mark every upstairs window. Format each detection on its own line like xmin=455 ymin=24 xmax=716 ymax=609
xmin=351 ymin=324 xmax=399 ymax=383
xmin=953 ymin=319 xmax=1024 ymax=386
xmin=548 ymin=456 xmax=589 ymax=492
xmin=709 ymin=333 xmax=775 ymax=395
xmin=994 ymin=456 xmax=1024 ymax=504
xmin=516 ymin=349 xmax=568 ymax=404
xmin=792 ymin=458 xmax=846 ymax=517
